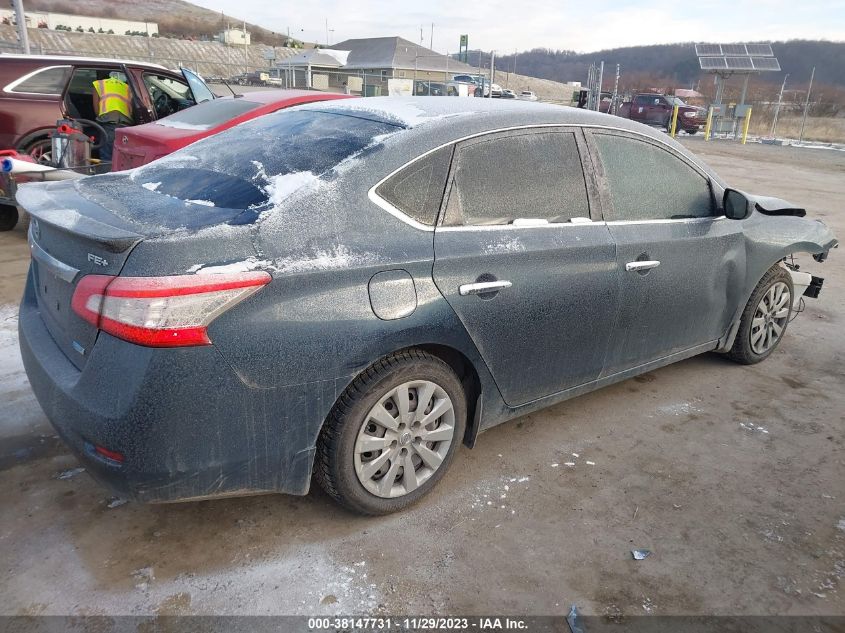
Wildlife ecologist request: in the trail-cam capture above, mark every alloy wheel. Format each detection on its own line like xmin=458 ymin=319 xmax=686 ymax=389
xmin=354 ymin=380 xmax=456 ymax=498
xmin=750 ymin=281 xmax=791 ymax=355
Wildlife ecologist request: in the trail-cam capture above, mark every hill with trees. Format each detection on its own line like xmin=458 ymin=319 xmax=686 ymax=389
xmin=20 ymin=0 xmax=301 ymax=47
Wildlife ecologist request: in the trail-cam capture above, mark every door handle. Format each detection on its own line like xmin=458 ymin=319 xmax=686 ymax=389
xmin=625 ymin=260 xmax=661 ymax=272
xmin=459 ymin=280 xmax=512 ymax=296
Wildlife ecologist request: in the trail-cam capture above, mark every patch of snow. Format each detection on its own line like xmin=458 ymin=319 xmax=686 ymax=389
xmin=264 ymin=171 xmax=319 ymax=206
xmin=273 ymin=245 xmax=365 ymax=274
xmin=155 ymin=119 xmax=211 ymax=131
xmin=484 ymin=237 xmax=526 ymax=254
xmin=251 ymin=160 xmax=268 ymax=184
xmin=185 ymin=199 xmax=215 ymax=207
xmin=564 ymin=462 xmax=576 ymax=467
xmin=586 ymin=461 xmax=596 ymax=466
xmin=141 ymin=181 xmax=161 ymax=192
xmin=740 ymin=422 xmax=770 ymax=434
xmin=837 ymin=518 xmax=845 ymax=532
xmin=193 ymin=256 xmax=273 ymax=275
xmin=657 ymin=402 xmax=701 ymax=416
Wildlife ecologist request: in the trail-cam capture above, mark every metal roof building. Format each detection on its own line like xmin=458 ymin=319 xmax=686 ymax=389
xmin=275 ymin=36 xmax=479 ymax=95
xmin=331 ymin=36 xmax=476 ymax=74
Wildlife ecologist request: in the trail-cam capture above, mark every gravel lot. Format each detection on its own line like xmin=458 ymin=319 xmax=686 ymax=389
xmin=0 ymin=139 xmax=843 ymax=617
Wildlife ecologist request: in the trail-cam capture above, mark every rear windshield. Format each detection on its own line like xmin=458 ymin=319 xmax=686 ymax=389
xmin=155 ymin=98 xmax=261 ymax=131
xmin=133 ymin=110 xmax=401 ymax=210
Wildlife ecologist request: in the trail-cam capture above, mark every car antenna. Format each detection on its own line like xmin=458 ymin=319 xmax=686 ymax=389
xmin=220 ymin=80 xmax=242 ymax=98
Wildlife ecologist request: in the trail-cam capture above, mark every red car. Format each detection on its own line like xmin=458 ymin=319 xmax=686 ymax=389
xmin=112 ymin=90 xmax=352 ymax=171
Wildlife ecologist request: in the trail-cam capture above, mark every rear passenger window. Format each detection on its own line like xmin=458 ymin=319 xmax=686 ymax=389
xmin=7 ymin=65 xmax=71 ymax=94
xmin=376 ymin=145 xmax=452 ymax=226
xmin=593 ymin=134 xmax=713 ymax=221
xmin=443 ymin=131 xmax=589 ymax=226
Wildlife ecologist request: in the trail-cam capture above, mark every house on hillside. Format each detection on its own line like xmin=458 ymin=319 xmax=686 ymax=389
xmin=275 ymin=36 xmax=478 ymax=95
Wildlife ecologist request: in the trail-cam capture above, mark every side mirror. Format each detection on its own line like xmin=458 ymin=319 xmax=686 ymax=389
xmin=724 ymin=189 xmax=751 ymax=220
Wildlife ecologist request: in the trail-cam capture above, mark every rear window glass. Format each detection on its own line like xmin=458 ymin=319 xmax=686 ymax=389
xmin=376 ymin=146 xmax=452 ymax=226
xmin=155 ymin=98 xmax=261 ymax=131
xmin=132 ymin=110 xmax=400 ymax=210
xmin=8 ymin=65 xmax=71 ymax=94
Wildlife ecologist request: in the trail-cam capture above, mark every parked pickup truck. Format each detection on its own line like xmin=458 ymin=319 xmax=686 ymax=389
xmin=617 ymin=93 xmax=706 ymax=134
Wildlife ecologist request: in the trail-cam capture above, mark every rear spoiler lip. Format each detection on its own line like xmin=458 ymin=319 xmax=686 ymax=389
xmin=16 ymin=181 xmax=143 ymax=253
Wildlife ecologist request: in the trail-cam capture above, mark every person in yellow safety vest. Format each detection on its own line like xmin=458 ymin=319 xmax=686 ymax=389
xmin=92 ymin=72 xmax=134 ymax=163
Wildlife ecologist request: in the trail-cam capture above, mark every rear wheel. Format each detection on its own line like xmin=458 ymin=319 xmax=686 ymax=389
xmin=315 ymin=349 xmax=466 ymax=515
xmin=728 ymin=265 xmax=793 ymax=364
xmin=0 ymin=204 xmax=18 ymax=231
xmin=21 ymin=137 xmax=53 ymax=165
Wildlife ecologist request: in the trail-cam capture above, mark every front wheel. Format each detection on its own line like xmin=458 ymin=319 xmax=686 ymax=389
xmin=315 ymin=350 xmax=467 ymax=515
xmin=728 ymin=265 xmax=793 ymax=364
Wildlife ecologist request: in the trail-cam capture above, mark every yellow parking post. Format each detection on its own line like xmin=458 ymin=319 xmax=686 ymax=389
xmin=669 ymin=104 xmax=679 ymax=138
xmin=741 ymin=106 xmax=752 ymax=145
xmin=704 ymin=106 xmax=714 ymax=141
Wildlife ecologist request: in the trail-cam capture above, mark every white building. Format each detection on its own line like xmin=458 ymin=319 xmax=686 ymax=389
xmin=217 ymin=28 xmax=250 ymax=46
xmin=0 ymin=9 xmax=158 ymax=35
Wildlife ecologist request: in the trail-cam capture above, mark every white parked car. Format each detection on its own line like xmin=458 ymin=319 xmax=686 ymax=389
xmin=519 ymin=90 xmax=538 ymax=101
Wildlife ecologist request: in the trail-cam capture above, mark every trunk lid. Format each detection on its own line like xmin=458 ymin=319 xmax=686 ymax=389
xmin=17 ymin=180 xmax=144 ymax=369
xmin=17 ymin=170 xmax=263 ymax=369
xmin=111 ymin=132 xmax=169 ymax=171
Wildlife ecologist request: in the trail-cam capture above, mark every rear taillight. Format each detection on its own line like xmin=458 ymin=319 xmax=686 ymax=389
xmin=71 ymin=272 xmax=270 ymax=347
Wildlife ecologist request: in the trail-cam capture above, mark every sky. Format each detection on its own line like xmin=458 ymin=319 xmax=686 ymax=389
xmin=188 ymin=0 xmax=845 ymax=54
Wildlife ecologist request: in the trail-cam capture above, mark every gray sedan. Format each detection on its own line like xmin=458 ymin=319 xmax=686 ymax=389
xmin=17 ymin=98 xmax=837 ymax=514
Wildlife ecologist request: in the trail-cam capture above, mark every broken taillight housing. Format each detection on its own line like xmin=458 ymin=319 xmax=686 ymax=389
xmin=71 ymin=272 xmax=271 ymax=347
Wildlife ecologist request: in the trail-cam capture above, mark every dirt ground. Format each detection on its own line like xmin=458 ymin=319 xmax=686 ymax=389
xmin=0 ymin=140 xmax=843 ymax=618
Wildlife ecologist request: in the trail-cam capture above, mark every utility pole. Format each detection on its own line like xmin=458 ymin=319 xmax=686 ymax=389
xmin=243 ymin=20 xmax=248 ymax=74
xmin=430 ymin=23 xmax=433 ymax=51
xmin=770 ymin=73 xmax=788 ymax=137
xmin=610 ymin=63 xmax=621 ymax=115
xmin=799 ymin=67 xmax=814 ymax=144
xmin=12 ymin=0 xmax=30 ymax=54
xmin=325 ymin=19 xmax=329 ymax=46
xmin=489 ymin=51 xmax=495 ymax=98
xmin=595 ymin=61 xmax=604 ymax=111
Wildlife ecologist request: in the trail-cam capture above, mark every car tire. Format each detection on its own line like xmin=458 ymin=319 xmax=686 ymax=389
xmin=728 ymin=265 xmax=793 ymax=365
xmin=21 ymin=136 xmax=53 ymax=165
xmin=0 ymin=204 xmax=18 ymax=231
xmin=315 ymin=349 xmax=467 ymax=515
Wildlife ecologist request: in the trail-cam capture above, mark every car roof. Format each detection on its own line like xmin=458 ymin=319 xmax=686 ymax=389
xmin=294 ymin=96 xmax=721 ymax=184
xmin=298 ymin=96 xmax=658 ymax=137
xmin=0 ymin=54 xmax=170 ymax=72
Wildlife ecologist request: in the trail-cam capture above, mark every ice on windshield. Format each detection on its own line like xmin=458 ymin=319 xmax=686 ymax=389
xmin=132 ymin=110 xmax=401 ymax=210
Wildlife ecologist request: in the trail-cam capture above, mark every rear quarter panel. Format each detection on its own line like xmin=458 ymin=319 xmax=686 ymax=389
xmin=0 ymin=95 xmax=63 ymax=149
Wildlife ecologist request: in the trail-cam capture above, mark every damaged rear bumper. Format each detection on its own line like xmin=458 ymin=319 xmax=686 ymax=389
xmin=18 ymin=270 xmax=339 ymax=503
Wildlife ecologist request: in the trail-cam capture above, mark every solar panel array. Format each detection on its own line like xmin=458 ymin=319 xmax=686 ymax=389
xmin=696 ymin=43 xmax=780 ymax=72
xmin=695 ymin=44 xmax=722 ymax=56
xmin=694 ymin=43 xmax=774 ymax=56
xmin=751 ymin=57 xmax=781 ymax=70
xmin=746 ymin=44 xmax=774 ymax=56
xmin=699 ymin=57 xmax=728 ymax=69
